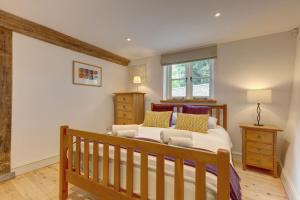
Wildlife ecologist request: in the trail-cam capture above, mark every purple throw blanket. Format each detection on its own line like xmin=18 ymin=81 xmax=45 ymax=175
xmin=134 ymin=137 xmax=241 ymax=200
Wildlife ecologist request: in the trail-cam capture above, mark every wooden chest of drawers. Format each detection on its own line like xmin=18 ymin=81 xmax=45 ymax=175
xmin=113 ymin=92 xmax=145 ymax=125
xmin=240 ymin=123 xmax=282 ymax=177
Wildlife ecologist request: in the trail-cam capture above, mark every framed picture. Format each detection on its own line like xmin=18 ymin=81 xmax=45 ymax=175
xmin=73 ymin=61 xmax=102 ymax=87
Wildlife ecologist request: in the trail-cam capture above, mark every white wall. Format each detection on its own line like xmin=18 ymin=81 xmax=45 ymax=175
xmin=282 ymin=28 xmax=300 ymax=200
xmin=11 ymin=33 xmax=128 ymax=169
xmin=131 ymin=31 xmax=296 ymax=156
xmin=216 ymin=31 xmax=296 ymax=155
xmin=129 ymin=56 xmax=163 ymax=110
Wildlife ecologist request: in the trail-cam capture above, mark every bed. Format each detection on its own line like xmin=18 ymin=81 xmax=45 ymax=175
xmin=59 ymin=103 xmax=241 ymax=200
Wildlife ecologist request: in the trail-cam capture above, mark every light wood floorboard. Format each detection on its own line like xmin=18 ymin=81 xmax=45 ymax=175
xmin=0 ymin=163 xmax=288 ymax=199
xmin=235 ymin=162 xmax=288 ymax=200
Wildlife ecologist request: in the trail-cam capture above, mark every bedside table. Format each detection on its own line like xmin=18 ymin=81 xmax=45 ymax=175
xmin=240 ymin=123 xmax=282 ymax=177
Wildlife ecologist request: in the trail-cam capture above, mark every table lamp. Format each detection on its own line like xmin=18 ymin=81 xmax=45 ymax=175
xmin=133 ymin=76 xmax=142 ymax=91
xmin=247 ymin=89 xmax=272 ymax=126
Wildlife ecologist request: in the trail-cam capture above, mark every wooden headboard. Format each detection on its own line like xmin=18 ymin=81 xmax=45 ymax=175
xmin=152 ymin=103 xmax=228 ymax=130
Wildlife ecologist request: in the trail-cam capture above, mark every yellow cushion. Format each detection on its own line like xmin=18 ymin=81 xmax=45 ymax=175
xmin=143 ymin=111 xmax=172 ymax=128
xmin=175 ymin=113 xmax=208 ymax=133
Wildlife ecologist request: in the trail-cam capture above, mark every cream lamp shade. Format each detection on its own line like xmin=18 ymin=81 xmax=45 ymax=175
xmin=133 ymin=76 xmax=142 ymax=84
xmin=247 ymin=89 xmax=272 ymax=103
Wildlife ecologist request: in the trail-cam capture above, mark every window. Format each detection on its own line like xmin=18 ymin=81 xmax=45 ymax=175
xmin=164 ymin=59 xmax=214 ymax=99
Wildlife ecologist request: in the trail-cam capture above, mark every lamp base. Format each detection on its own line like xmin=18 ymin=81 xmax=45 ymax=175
xmin=255 ymin=103 xmax=264 ymax=127
xmin=254 ymin=123 xmax=264 ymax=126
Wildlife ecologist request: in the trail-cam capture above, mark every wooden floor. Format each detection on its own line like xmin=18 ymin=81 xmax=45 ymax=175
xmin=0 ymin=162 xmax=288 ymax=200
xmin=234 ymin=162 xmax=288 ymax=200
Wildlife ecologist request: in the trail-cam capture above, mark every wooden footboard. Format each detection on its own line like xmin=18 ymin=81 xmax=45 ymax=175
xmin=59 ymin=125 xmax=230 ymax=200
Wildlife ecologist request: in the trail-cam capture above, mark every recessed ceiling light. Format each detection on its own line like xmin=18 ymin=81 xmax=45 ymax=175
xmin=214 ymin=12 xmax=221 ymax=18
xmin=126 ymin=38 xmax=132 ymax=42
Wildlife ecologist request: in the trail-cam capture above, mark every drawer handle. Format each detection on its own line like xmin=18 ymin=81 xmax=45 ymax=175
xmin=123 ymin=105 xmax=126 ymax=109
xmin=123 ymin=97 xmax=126 ymax=101
xmin=257 ymin=135 xmax=262 ymax=139
xmin=123 ymin=113 xmax=127 ymax=117
xmin=256 ymin=148 xmax=262 ymax=151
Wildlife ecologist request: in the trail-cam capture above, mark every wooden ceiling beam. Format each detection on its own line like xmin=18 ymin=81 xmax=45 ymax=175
xmin=0 ymin=9 xmax=130 ymax=66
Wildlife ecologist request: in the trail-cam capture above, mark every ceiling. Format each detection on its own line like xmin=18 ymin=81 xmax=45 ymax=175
xmin=1 ymin=0 xmax=300 ymax=60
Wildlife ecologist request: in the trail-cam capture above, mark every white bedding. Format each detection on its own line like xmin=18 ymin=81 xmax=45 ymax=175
xmin=137 ymin=126 xmax=232 ymax=161
xmin=77 ymin=126 xmax=233 ymax=199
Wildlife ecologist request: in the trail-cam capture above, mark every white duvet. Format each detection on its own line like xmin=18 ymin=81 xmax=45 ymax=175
xmin=137 ymin=126 xmax=232 ymax=161
xmin=77 ymin=126 xmax=233 ymax=200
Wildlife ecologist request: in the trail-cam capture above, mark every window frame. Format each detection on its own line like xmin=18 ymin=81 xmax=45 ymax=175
xmin=164 ymin=59 xmax=215 ymax=100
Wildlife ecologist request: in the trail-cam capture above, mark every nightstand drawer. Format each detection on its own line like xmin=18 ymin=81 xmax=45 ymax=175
xmin=246 ymin=130 xmax=273 ymax=144
xmin=117 ymin=111 xmax=133 ymax=119
xmin=246 ymin=142 xmax=273 ymax=155
xmin=116 ymin=118 xmax=134 ymax=125
xmin=117 ymin=103 xmax=133 ymax=112
xmin=116 ymin=95 xmax=133 ymax=103
xmin=246 ymin=152 xmax=273 ymax=169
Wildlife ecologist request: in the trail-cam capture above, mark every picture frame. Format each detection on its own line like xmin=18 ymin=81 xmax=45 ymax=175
xmin=73 ymin=61 xmax=102 ymax=87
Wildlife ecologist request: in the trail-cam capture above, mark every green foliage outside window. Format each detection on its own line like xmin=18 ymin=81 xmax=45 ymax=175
xmin=168 ymin=59 xmax=212 ymax=98
xmin=171 ymin=60 xmax=211 ymax=88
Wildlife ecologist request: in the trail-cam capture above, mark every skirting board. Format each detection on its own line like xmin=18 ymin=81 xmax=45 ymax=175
xmin=0 ymin=172 xmax=15 ymax=182
xmin=12 ymin=155 xmax=59 ymax=176
xmin=281 ymin=165 xmax=300 ymax=200
xmin=232 ymin=151 xmax=242 ymax=163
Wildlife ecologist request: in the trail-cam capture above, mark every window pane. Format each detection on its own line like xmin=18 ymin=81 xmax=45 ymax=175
xmin=171 ymin=63 xmax=186 ymax=79
xmin=192 ymin=78 xmax=210 ymax=97
xmin=172 ymin=79 xmax=186 ymax=97
xmin=192 ymin=60 xmax=210 ymax=78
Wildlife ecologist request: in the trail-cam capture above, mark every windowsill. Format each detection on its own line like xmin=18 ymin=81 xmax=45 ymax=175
xmin=160 ymin=99 xmax=217 ymax=104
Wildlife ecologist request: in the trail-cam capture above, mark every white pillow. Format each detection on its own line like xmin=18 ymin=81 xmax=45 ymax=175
xmin=171 ymin=112 xmax=177 ymax=125
xmin=208 ymin=117 xmax=218 ymax=129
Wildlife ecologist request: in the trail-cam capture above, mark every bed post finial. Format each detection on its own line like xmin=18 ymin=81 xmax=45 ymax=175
xmin=59 ymin=125 xmax=69 ymax=200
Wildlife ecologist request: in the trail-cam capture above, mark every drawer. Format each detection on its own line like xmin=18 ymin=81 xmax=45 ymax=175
xmin=117 ymin=103 xmax=133 ymax=111
xmin=116 ymin=118 xmax=134 ymax=125
xmin=246 ymin=152 xmax=273 ymax=170
xmin=245 ymin=130 xmax=273 ymax=144
xmin=117 ymin=111 xmax=133 ymax=119
xmin=246 ymin=142 xmax=273 ymax=156
xmin=116 ymin=95 xmax=133 ymax=103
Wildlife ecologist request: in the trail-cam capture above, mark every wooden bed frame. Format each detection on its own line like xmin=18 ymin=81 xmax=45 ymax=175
xmin=152 ymin=103 xmax=227 ymax=130
xmin=59 ymin=104 xmax=230 ymax=200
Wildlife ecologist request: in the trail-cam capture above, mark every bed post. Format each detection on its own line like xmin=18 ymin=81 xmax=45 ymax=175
xmin=59 ymin=125 xmax=69 ymax=200
xmin=217 ymin=149 xmax=230 ymax=200
xmin=223 ymin=104 xmax=228 ymax=130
